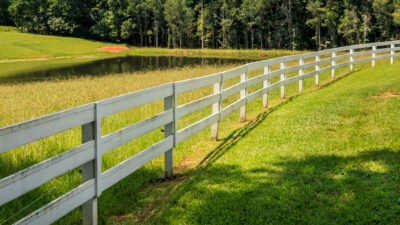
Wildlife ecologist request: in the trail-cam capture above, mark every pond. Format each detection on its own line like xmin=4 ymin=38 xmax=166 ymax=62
xmin=0 ymin=55 xmax=251 ymax=83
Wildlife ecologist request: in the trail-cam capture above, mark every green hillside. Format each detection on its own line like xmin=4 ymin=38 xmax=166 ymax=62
xmin=121 ymin=61 xmax=400 ymax=224
xmin=0 ymin=26 xmax=301 ymax=61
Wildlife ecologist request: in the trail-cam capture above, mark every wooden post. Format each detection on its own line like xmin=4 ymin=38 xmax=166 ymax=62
xmin=372 ymin=45 xmax=377 ymax=67
xmin=240 ymin=66 xmax=248 ymax=122
xmin=299 ymin=56 xmax=304 ymax=94
xmin=350 ymin=48 xmax=354 ymax=71
xmin=262 ymin=64 xmax=270 ymax=108
xmin=211 ymin=74 xmax=223 ymax=140
xmin=94 ymin=103 xmax=102 ymax=197
xmin=82 ymin=103 xmax=101 ymax=225
xmin=315 ymin=55 xmax=320 ymax=86
xmin=280 ymin=61 xmax=286 ymax=99
xmin=164 ymin=93 xmax=174 ymax=177
xmin=391 ymin=43 xmax=395 ymax=64
xmin=82 ymin=121 xmax=98 ymax=225
xmin=331 ymin=51 xmax=336 ymax=78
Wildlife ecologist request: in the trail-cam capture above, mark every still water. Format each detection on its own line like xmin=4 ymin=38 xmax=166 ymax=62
xmin=0 ymin=55 xmax=251 ymax=83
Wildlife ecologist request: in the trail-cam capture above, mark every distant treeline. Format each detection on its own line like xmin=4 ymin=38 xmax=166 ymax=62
xmin=1 ymin=0 xmax=400 ymax=50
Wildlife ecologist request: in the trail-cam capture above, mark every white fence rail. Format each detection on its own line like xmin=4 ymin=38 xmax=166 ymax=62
xmin=1 ymin=40 xmax=400 ymax=224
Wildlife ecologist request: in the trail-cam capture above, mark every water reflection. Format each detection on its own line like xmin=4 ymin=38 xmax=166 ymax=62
xmin=0 ymin=56 xmax=251 ymax=83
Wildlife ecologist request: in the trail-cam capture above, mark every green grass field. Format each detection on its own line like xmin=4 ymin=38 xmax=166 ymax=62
xmin=0 ymin=26 xmax=301 ymax=61
xmin=0 ymin=26 xmax=118 ymax=60
xmin=122 ymin=61 xmax=400 ymax=225
xmin=1 ymin=56 xmax=399 ymax=224
xmin=0 ymin=27 xmax=399 ymax=224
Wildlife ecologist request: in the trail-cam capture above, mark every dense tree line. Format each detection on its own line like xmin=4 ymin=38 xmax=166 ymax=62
xmin=1 ymin=0 xmax=400 ymax=50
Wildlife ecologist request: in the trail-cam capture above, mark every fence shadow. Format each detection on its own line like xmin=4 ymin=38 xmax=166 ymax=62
xmin=101 ymin=68 xmax=369 ymax=223
xmin=126 ymin=70 xmax=371 ymax=224
xmin=143 ymin=148 xmax=400 ymax=224
xmin=197 ymin=68 xmax=356 ymax=170
xmin=198 ymin=96 xmax=296 ymax=169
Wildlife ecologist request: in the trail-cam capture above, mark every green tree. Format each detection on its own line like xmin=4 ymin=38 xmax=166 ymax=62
xmin=0 ymin=0 xmax=12 ymax=25
xmin=5 ymin=0 xmax=400 ymax=50
xmin=147 ymin=0 xmax=164 ymax=47
xmin=392 ymin=0 xmax=400 ymax=38
xmin=325 ymin=0 xmax=340 ymax=47
xmin=240 ymin=0 xmax=261 ymax=49
xmin=338 ymin=8 xmax=362 ymax=44
xmin=9 ymin=0 xmax=49 ymax=32
xmin=372 ymin=0 xmax=394 ymax=40
xmin=164 ymin=0 xmax=193 ymax=48
xmin=306 ymin=0 xmax=326 ymax=50
xmin=362 ymin=12 xmax=372 ymax=43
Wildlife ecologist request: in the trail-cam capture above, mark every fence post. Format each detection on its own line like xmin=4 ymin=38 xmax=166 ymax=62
xmin=372 ymin=45 xmax=377 ymax=67
xmin=94 ymin=103 xmax=102 ymax=197
xmin=350 ymin=48 xmax=354 ymax=71
xmin=240 ymin=66 xmax=248 ymax=122
xmin=315 ymin=55 xmax=320 ymax=86
xmin=262 ymin=62 xmax=270 ymax=108
xmin=211 ymin=73 xmax=223 ymax=140
xmin=299 ymin=55 xmax=304 ymax=94
xmin=82 ymin=119 xmax=98 ymax=225
xmin=331 ymin=51 xmax=336 ymax=78
xmin=280 ymin=60 xmax=286 ymax=99
xmin=391 ymin=43 xmax=395 ymax=64
xmin=164 ymin=86 xmax=174 ymax=177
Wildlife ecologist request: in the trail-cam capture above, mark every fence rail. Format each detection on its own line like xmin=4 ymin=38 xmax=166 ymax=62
xmin=1 ymin=40 xmax=400 ymax=225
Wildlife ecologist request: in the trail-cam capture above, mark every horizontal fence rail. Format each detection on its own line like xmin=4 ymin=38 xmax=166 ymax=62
xmin=1 ymin=40 xmax=400 ymax=225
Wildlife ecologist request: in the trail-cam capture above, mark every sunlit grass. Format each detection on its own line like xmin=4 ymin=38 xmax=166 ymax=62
xmin=0 ymin=26 xmax=304 ymax=61
xmin=0 ymin=53 xmax=398 ymax=224
xmin=0 ymin=26 xmax=116 ymax=60
xmin=0 ymin=64 xmax=249 ymax=224
xmin=125 ymin=59 xmax=400 ymax=225
xmin=123 ymin=48 xmax=307 ymax=60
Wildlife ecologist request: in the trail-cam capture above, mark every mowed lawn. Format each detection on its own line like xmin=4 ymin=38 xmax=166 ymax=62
xmin=126 ymin=62 xmax=400 ymax=224
xmin=0 ymin=26 xmax=300 ymax=61
xmin=0 ymin=47 xmax=398 ymax=223
xmin=0 ymin=26 xmax=118 ymax=60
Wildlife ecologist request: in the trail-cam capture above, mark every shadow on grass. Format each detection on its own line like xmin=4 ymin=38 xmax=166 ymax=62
xmin=0 ymin=69 xmax=361 ymax=224
xmin=131 ymin=70 xmax=400 ymax=224
xmin=197 ymin=69 xmax=357 ymax=169
xmin=199 ymin=96 xmax=297 ymax=168
xmin=144 ymin=149 xmax=400 ymax=224
xmin=97 ymin=69 xmax=364 ymax=224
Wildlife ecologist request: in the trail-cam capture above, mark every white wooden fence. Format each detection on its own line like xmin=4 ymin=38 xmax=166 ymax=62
xmin=1 ymin=40 xmax=399 ymax=225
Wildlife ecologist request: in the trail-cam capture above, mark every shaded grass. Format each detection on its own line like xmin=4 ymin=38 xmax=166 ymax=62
xmin=0 ymin=55 xmax=398 ymax=224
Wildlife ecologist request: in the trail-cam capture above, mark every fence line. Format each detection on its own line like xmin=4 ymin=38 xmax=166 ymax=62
xmin=1 ymin=40 xmax=400 ymax=225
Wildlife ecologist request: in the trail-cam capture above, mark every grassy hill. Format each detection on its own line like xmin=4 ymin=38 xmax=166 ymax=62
xmin=115 ymin=61 xmax=400 ymax=224
xmin=0 ymin=55 xmax=399 ymax=224
xmin=0 ymin=26 xmax=118 ymax=60
xmin=1 ymin=25 xmax=398 ymax=224
xmin=0 ymin=26 xmax=302 ymax=61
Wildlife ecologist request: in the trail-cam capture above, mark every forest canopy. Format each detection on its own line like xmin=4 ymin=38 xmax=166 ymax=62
xmin=1 ymin=0 xmax=400 ymax=50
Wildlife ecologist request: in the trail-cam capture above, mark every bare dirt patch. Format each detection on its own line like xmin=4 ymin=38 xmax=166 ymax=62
xmin=100 ymin=46 xmax=129 ymax=52
xmin=372 ymin=92 xmax=400 ymax=98
xmin=174 ymin=149 xmax=203 ymax=171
